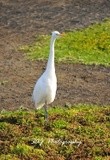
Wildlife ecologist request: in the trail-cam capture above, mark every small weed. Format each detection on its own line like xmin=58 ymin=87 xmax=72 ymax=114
xmin=54 ymin=129 xmax=67 ymax=139
xmin=11 ymin=143 xmax=32 ymax=157
xmin=0 ymin=80 xmax=8 ymax=85
xmin=53 ymin=119 xmax=69 ymax=129
xmin=0 ymin=154 xmax=19 ymax=160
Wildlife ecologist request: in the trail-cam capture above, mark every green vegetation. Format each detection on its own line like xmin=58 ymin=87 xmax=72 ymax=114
xmin=21 ymin=19 xmax=110 ymax=66
xmin=1 ymin=20 xmax=110 ymax=159
xmin=0 ymin=105 xmax=110 ymax=159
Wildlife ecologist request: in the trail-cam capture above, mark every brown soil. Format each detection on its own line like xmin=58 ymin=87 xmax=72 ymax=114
xmin=0 ymin=0 xmax=110 ymax=110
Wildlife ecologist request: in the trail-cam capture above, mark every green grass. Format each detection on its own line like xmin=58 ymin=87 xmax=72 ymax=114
xmin=0 ymin=105 xmax=110 ymax=160
xmin=21 ymin=19 xmax=110 ymax=66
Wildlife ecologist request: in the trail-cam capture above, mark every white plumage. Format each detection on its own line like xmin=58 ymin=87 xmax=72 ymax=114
xmin=32 ymin=31 xmax=61 ymax=119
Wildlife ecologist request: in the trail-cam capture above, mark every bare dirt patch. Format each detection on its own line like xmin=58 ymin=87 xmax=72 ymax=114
xmin=0 ymin=0 xmax=110 ymax=110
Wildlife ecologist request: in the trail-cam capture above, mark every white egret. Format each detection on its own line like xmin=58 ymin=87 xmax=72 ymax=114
xmin=32 ymin=31 xmax=61 ymax=120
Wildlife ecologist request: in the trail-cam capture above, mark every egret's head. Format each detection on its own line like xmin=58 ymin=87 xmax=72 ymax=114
xmin=52 ymin=31 xmax=60 ymax=39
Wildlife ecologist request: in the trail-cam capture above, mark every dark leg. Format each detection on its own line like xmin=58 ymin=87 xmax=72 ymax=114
xmin=43 ymin=103 xmax=48 ymax=121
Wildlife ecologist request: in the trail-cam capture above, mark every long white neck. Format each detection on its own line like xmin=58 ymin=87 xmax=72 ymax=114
xmin=46 ymin=36 xmax=56 ymax=73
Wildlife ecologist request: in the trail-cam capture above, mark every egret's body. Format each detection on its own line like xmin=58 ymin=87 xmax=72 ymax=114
xmin=32 ymin=31 xmax=60 ymax=119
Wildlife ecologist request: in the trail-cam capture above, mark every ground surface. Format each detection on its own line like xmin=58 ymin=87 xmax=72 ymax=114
xmin=0 ymin=0 xmax=110 ymax=110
